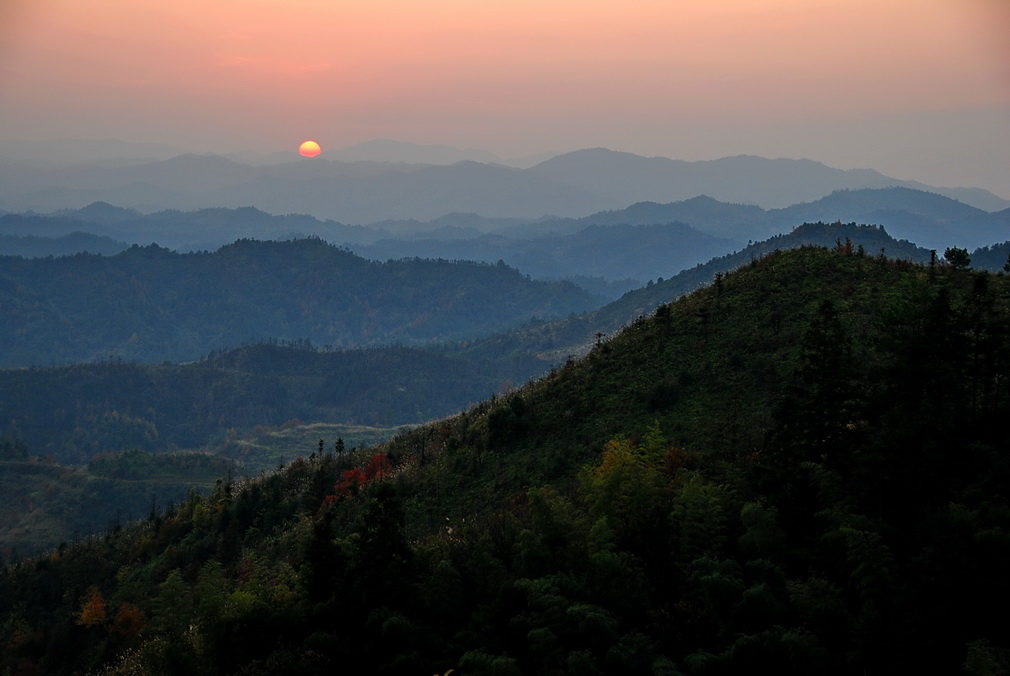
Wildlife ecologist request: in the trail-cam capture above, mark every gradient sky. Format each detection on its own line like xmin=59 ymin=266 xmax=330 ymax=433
xmin=1 ymin=0 xmax=1008 ymax=194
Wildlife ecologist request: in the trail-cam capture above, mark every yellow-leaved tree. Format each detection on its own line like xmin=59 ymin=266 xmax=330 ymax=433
xmin=76 ymin=586 xmax=107 ymax=628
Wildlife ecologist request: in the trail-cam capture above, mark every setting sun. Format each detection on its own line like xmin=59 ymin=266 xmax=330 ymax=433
xmin=298 ymin=140 xmax=321 ymax=157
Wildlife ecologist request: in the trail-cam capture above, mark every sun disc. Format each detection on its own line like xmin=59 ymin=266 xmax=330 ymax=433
xmin=298 ymin=140 xmax=321 ymax=158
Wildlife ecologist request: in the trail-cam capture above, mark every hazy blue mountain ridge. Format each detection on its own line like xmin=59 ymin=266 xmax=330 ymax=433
xmin=3 ymin=148 xmax=1006 ymax=224
xmin=351 ymin=221 xmax=735 ymax=292
xmin=527 ymin=148 xmax=1008 ymax=210
xmin=0 ymin=204 xmax=380 ymax=252
xmin=4 ymin=186 xmax=1007 ymax=283
xmin=0 ymin=231 xmax=126 ymax=257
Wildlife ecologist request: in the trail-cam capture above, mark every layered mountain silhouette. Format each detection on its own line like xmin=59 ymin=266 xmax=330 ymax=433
xmin=4 ymin=186 xmax=1008 ymax=271
xmin=0 ymin=221 xmax=935 ymax=463
xmin=3 ymin=147 xmax=1006 ymax=225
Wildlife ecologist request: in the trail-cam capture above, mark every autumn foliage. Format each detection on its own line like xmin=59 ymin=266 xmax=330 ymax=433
xmin=109 ymin=603 xmax=146 ymax=638
xmin=322 ymin=452 xmax=395 ymax=509
xmin=76 ymin=586 xmax=107 ymax=628
xmin=363 ymin=452 xmax=392 ymax=482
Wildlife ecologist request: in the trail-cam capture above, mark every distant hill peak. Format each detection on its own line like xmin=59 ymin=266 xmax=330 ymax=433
xmin=65 ymin=201 xmax=142 ymax=222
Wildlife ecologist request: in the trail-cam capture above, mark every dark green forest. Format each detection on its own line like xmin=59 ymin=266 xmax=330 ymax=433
xmin=3 ymin=245 xmax=1010 ymax=675
xmin=0 ymin=449 xmax=231 ymax=560
xmin=0 ymin=344 xmax=529 ymax=463
xmin=0 ymin=425 xmax=401 ymax=556
xmin=0 ymin=237 xmax=599 ymax=365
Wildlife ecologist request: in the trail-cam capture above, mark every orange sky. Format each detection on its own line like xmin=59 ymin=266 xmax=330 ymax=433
xmin=1 ymin=0 xmax=1008 ymax=192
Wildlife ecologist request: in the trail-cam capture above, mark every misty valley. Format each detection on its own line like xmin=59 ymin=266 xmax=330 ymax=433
xmin=2 ymin=150 xmax=1010 ymax=675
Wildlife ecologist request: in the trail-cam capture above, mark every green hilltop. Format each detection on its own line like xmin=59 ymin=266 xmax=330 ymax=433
xmin=3 ymin=244 xmax=1010 ymax=675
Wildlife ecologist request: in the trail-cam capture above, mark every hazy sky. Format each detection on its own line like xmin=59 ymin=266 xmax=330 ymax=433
xmin=1 ymin=0 xmax=1008 ymax=194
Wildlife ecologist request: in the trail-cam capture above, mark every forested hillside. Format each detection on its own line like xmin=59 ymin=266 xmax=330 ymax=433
xmin=458 ymin=221 xmax=932 ymax=364
xmin=0 ymin=449 xmax=232 ymax=559
xmin=0 ymin=343 xmax=530 ymax=464
xmin=3 ymin=245 xmax=1009 ymax=675
xmin=0 ymin=238 xmax=599 ymax=365
xmin=0 ymin=425 xmax=398 ymax=556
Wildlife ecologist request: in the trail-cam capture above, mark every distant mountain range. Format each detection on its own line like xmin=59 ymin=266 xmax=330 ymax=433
xmin=3 ymin=187 xmax=1008 ymax=282
xmin=0 ymin=137 xmax=550 ymax=169
xmin=2 ymin=146 xmax=1006 ymax=226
